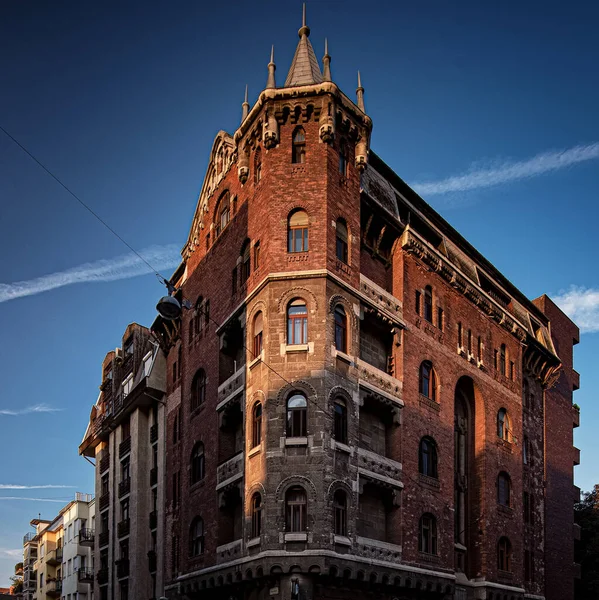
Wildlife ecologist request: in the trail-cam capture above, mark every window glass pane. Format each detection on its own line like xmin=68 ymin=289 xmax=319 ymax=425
xmin=288 ymin=394 xmax=307 ymax=409
xmin=304 ymin=228 xmax=309 ymax=251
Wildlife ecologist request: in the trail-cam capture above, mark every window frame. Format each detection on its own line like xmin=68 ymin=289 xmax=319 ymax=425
xmin=334 ymin=305 xmax=348 ymax=353
xmin=253 ymin=311 xmax=264 ymax=357
xmin=285 ymin=486 xmax=307 ymax=532
xmin=252 ymin=403 xmax=262 ymax=448
xmin=251 ymin=493 xmax=262 ymax=538
xmin=333 ymin=489 xmax=347 ymax=536
xmin=287 ymin=210 xmax=309 ymax=253
xmin=335 ymin=219 xmax=349 ymax=263
xmin=424 ymin=286 xmax=433 ymax=323
xmin=190 ymin=443 xmax=205 ymax=485
xmin=287 ymin=299 xmax=308 ymax=345
xmin=333 ymin=398 xmax=348 ymax=444
xmin=286 ymin=393 xmax=308 ymax=438
xmin=419 ymin=361 xmax=437 ymax=402
xmin=419 ymin=513 xmax=438 ymax=555
xmin=190 ymin=369 xmax=206 ymax=412
xmin=189 ymin=517 xmax=204 ymax=557
xmin=419 ymin=436 xmax=438 ymax=478
xmin=497 ymin=537 xmax=512 ymax=572
xmin=497 ymin=472 xmax=511 ymax=507
xmin=497 ymin=408 xmax=510 ymax=442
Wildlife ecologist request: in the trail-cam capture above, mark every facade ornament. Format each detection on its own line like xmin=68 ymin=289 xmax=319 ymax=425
xmin=241 ymin=84 xmax=250 ymax=123
xmin=355 ymin=138 xmax=368 ymax=172
xmin=237 ymin=147 xmax=249 ymax=183
xmin=322 ymin=38 xmax=332 ymax=82
xmin=318 ymin=99 xmax=335 ymax=144
xmin=263 ymin=109 xmax=279 ymax=149
xmin=356 ymin=71 xmax=366 ymax=112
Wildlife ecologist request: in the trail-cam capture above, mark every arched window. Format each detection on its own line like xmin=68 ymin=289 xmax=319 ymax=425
xmin=190 ymin=369 xmax=206 ymax=412
xmin=190 ymin=443 xmax=205 ymax=485
xmin=292 ymin=127 xmax=306 ymax=164
xmin=189 ymin=517 xmax=204 ymax=556
xmin=497 ymin=537 xmax=512 ymax=572
xmin=334 ymin=305 xmax=347 ymax=353
xmin=240 ymin=240 xmax=251 ymax=284
xmin=215 ymin=191 xmax=230 ymax=236
xmin=253 ymin=312 xmax=263 ymax=357
xmin=251 ymin=493 xmax=262 ymax=538
xmin=497 ymin=408 xmax=510 ymax=441
xmin=424 ymin=286 xmax=433 ymax=322
xmin=500 ymin=344 xmax=507 ymax=376
xmin=252 ymin=403 xmax=262 ymax=448
xmin=287 ymin=299 xmax=308 ymax=345
xmin=333 ymin=398 xmax=347 ymax=444
xmin=497 ymin=472 xmax=511 ymax=506
xmin=286 ymin=393 xmax=307 ymax=437
xmin=286 ymin=487 xmax=307 ymax=532
xmin=333 ymin=489 xmax=347 ymax=536
xmin=339 ymin=139 xmax=348 ymax=176
xmin=419 ymin=514 xmax=438 ymax=555
xmin=419 ymin=361 xmax=437 ymax=402
xmin=419 ymin=437 xmax=438 ymax=478
xmin=254 ymin=147 xmax=262 ymax=184
xmin=288 ymin=210 xmax=309 ymax=253
xmin=336 ymin=219 xmax=349 ymax=263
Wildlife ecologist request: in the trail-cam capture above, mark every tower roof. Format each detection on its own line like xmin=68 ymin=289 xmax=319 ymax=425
xmin=284 ymin=5 xmax=323 ymax=87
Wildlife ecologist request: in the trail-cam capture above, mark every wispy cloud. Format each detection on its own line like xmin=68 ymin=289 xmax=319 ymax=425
xmin=0 ymin=497 xmax=68 ymax=503
xmin=553 ymin=286 xmax=599 ymax=334
xmin=0 ymin=548 xmax=22 ymax=559
xmin=0 ymin=404 xmax=62 ymax=416
xmin=0 ymin=484 xmax=75 ymax=490
xmin=412 ymin=142 xmax=599 ymax=196
xmin=0 ymin=243 xmax=181 ymax=304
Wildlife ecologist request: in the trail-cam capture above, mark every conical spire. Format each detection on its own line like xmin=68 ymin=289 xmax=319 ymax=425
xmin=284 ymin=4 xmax=323 ymax=87
xmin=322 ymin=38 xmax=331 ymax=82
xmin=266 ymin=45 xmax=276 ymax=89
xmin=241 ymin=85 xmax=250 ymax=122
xmin=356 ymin=71 xmax=365 ymax=112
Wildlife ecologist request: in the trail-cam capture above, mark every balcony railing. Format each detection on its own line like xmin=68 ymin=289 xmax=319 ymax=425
xmin=99 ymin=453 xmax=110 ymax=473
xmin=99 ymin=492 xmax=110 ymax=511
xmin=46 ymin=547 xmax=63 ymax=565
xmin=150 ymin=467 xmax=158 ymax=486
xmin=77 ymin=568 xmax=94 ymax=583
xmin=216 ymin=451 xmax=244 ymax=490
xmin=99 ymin=531 xmax=109 ymax=547
xmin=150 ymin=424 xmax=158 ymax=443
xmin=118 ymin=478 xmax=131 ymax=498
xmin=46 ymin=580 xmax=62 ymax=597
xmin=117 ymin=518 xmax=130 ymax=538
xmin=357 ymin=447 xmax=403 ymax=488
xmin=97 ymin=568 xmax=108 ymax=584
xmin=149 ymin=510 xmax=157 ymax=530
xmin=116 ymin=558 xmax=130 ymax=579
xmin=148 ymin=549 xmax=157 ymax=573
xmin=119 ymin=436 xmax=132 ymax=458
xmin=79 ymin=528 xmax=95 ymax=546
xmin=23 ymin=532 xmax=35 ymax=544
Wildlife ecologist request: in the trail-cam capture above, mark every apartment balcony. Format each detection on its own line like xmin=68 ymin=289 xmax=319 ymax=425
xmin=99 ymin=531 xmax=109 ymax=547
xmin=46 ymin=580 xmax=62 ymax=597
xmin=117 ymin=518 xmax=130 ymax=538
xmin=357 ymin=447 xmax=403 ymax=489
xmin=573 ymin=404 xmax=580 ymax=428
xmin=46 ymin=547 xmax=63 ymax=565
xmin=356 ymin=358 xmax=403 ymax=407
xmin=118 ymin=477 xmax=131 ymax=498
xmin=216 ymin=451 xmax=244 ymax=491
xmin=77 ymin=568 xmax=94 ymax=583
xmin=148 ymin=549 xmax=157 ymax=573
xmin=79 ymin=528 xmax=94 ymax=546
xmin=150 ymin=467 xmax=158 ymax=486
xmin=150 ymin=423 xmax=158 ymax=443
xmin=216 ymin=539 xmax=243 ymax=564
xmin=99 ymin=453 xmax=110 ymax=473
xmin=119 ymin=436 xmax=132 ymax=458
xmin=23 ymin=532 xmax=35 ymax=544
xmin=355 ymin=535 xmax=402 ymax=563
xmin=217 ymin=365 xmax=245 ymax=411
xmin=99 ymin=491 xmax=110 ymax=511
xmin=116 ymin=558 xmax=130 ymax=579
xmin=574 ymin=446 xmax=581 ymax=466
xmin=149 ymin=510 xmax=157 ymax=530
xmin=97 ymin=568 xmax=108 ymax=585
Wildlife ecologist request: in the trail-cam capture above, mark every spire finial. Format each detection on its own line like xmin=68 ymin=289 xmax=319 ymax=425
xmin=322 ymin=38 xmax=332 ymax=82
xmin=241 ymin=84 xmax=250 ymax=122
xmin=356 ymin=71 xmax=365 ymax=112
xmin=266 ymin=45 xmax=276 ymax=89
xmin=299 ymin=3 xmax=310 ymax=38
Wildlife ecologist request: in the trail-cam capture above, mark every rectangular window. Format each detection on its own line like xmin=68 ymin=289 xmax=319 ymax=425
xmin=122 ymin=374 xmax=133 ymax=398
xmin=143 ymin=351 xmax=153 ymax=376
xmin=510 ymin=361 xmax=515 ymax=381
xmin=254 ymin=241 xmax=260 ymax=270
xmin=437 ymin=307 xmax=444 ymax=330
xmin=477 ymin=336 xmax=483 ymax=360
xmin=457 ymin=322 xmax=463 ymax=347
xmin=415 ymin=291 xmax=421 ymax=315
xmin=121 ymin=418 xmax=130 ymax=441
xmin=288 ymin=227 xmax=309 ymax=253
xmin=467 ymin=330 xmax=472 ymax=355
xmin=494 ymin=349 xmax=498 ymax=370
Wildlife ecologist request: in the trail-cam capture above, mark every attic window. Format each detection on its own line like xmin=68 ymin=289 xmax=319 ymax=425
xmin=478 ymin=271 xmax=510 ymax=307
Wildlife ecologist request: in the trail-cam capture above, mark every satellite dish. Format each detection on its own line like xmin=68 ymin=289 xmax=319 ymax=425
xmin=156 ymin=296 xmax=182 ymax=320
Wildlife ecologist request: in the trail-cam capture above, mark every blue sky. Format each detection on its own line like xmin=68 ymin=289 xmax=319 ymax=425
xmin=1 ymin=0 xmax=598 ymax=585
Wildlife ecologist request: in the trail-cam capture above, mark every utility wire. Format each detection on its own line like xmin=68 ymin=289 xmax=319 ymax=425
xmin=0 ymin=125 xmax=164 ymax=279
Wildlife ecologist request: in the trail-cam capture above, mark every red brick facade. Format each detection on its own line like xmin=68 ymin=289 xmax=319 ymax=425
xmin=150 ymin=19 xmax=579 ymax=600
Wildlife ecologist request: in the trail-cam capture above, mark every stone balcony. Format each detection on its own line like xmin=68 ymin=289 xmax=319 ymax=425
xmin=356 ymin=358 xmax=403 ymax=407
xmin=217 ymin=366 xmax=245 ymax=412
xmin=573 ymin=405 xmax=580 ymax=428
xmin=357 ymin=447 xmax=403 ymax=489
xmin=216 ymin=451 xmax=244 ymax=491
xmin=354 ymin=536 xmax=402 ymax=563
xmin=216 ymin=539 xmax=243 ymax=564
xmin=359 ymin=275 xmax=403 ymax=325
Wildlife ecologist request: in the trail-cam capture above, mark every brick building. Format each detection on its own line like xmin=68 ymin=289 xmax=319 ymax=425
xmin=150 ymin=12 xmax=580 ymax=600
xmin=79 ymin=324 xmax=167 ymax=600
